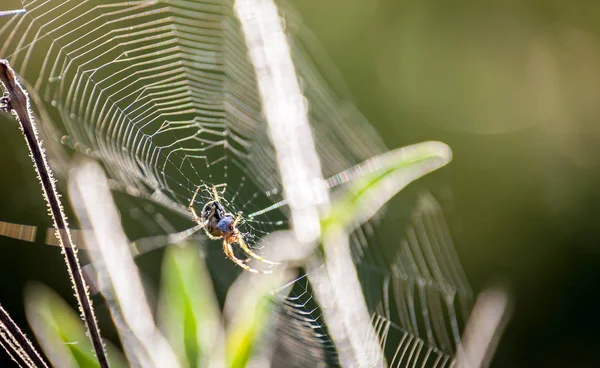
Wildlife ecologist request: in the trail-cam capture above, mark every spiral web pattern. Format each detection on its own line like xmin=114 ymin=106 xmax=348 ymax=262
xmin=0 ymin=1 xmax=472 ymax=366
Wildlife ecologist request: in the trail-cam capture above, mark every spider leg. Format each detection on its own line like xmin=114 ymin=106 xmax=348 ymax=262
xmin=223 ymin=239 xmax=266 ymax=274
xmin=189 ymin=185 xmax=203 ymax=224
xmin=212 ymin=183 xmax=227 ymax=201
xmin=235 ymin=232 xmax=280 ymax=265
xmin=233 ymin=211 xmax=243 ymax=227
xmin=231 ymin=212 xmax=279 ymax=265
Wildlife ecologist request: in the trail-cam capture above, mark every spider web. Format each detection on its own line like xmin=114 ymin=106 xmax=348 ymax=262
xmin=0 ymin=1 xmax=473 ymax=366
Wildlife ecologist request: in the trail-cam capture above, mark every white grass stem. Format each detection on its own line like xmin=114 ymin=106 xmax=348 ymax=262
xmin=234 ymin=0 xmax=328 ymax=243
xmin=455 ymin=286 xmax=512 ymax=368
xmin=69 ymin=160 xmax=180 ymax=368
xmin=233 ymin=2 xmax=384 ymax=366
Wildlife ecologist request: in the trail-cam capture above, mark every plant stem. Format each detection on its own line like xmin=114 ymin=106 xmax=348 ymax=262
xmin=0 ymin=59 xmax=109 ymax=368
xmin=0 ymin=304 xmax=48 ymax=367
xmin=0 ymin=338 xmax=30 ymax=367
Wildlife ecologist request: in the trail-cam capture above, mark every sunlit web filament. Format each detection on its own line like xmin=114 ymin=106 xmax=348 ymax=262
xmin=0 ymin=9 xmax=26 ymax=17
xmin=248 ymin=199 xmax=288 ymax=218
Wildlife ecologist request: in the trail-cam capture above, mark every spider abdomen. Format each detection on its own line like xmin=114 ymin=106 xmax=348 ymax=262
xmin=201 ymin=200 xmax=226 ymax=237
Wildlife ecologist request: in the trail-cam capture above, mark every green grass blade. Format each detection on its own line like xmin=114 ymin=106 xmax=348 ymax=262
xmin=224 ymin=259 xmax=295 ymax=368
xmin=158 ymin=245 xmax=224 ymax=367
xmin=226 ymin=297 xmax=273 ymax=368
xmin=24 ymin=283 xmax=127 ymax=368
xmin=323 ymin=141 xmax=453 ymax=232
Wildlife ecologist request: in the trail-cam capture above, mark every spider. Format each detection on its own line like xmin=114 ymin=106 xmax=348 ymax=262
xmin=189 ymin=183 xmax=279 ymax=273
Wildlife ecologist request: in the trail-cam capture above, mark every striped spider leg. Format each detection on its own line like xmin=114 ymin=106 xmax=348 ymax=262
xmin=189 ymin=183 xmax=279 ymax=273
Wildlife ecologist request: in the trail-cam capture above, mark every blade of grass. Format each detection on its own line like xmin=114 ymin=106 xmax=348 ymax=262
xmin=224 ymin=277 xmax=279 ymax=368
xmin=226 ymin=296 xmax=274 ymax=368
xmin=309 ymin=141 xmax=453 ymax=367
xmin=234 ymin=0 xmax=329 ymax=245
xmin=233 ymin=0 xmax=381 ymax=364
xmin=224 ymin=238 xmax=295 ymax=368
xmin=24 ymin=283 xmax=127 ymax=368
xmin=69 ymin=159 xmax=181 ymax=368
xmin=0 ymin=59 xmax=109 ymax=367
xmin=322 ymin=141 xmax=453 ymax=233
xmin=158 ymin=244 xmax=224 ymax=367
xmin=455 ymin=285 xmax=512 ymax=368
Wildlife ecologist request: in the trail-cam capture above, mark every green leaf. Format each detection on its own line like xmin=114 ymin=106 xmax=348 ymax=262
xmin=158 ymin=244 xmax=224 ymax=367
xmin=323 ymin=141 xmax=453 ymax=233
xmin=24 ymin=283 xmax=127 ymax=368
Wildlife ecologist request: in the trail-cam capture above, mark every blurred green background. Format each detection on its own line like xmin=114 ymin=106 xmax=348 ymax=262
xmin=2 ymin=0 xmax=600 ymax=367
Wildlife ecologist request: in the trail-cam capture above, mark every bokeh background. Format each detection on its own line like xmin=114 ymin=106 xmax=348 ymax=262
xmin=2 ymin=0 xmax=600 ymax=367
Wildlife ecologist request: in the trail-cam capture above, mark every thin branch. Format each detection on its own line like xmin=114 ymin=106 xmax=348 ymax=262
xmin=0 ymin=335 xmax=30 ymax=368
xmin=0 ymin=305 xmax=48 ymax=368
xmin=0 ymin=59 xmax=109 ymax=368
